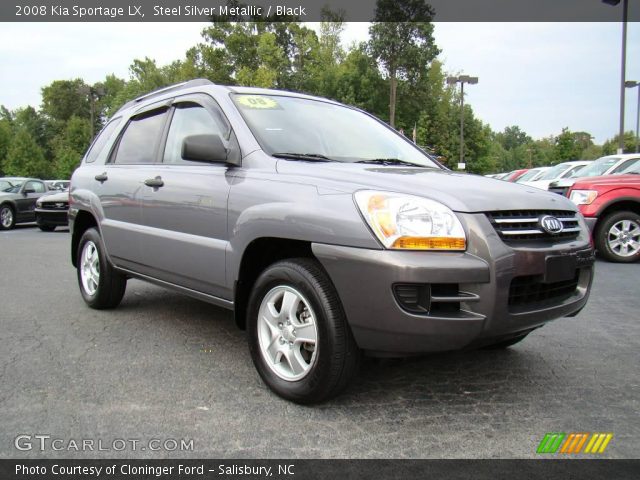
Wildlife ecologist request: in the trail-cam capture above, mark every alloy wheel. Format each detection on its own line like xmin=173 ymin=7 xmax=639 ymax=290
xmin=257 ymin=285 xmax=318 ymax=381
xmin=80 ymin=241 xmax=100 ymax=296
xmin=607 ymin=219 xmax=640 ymax=257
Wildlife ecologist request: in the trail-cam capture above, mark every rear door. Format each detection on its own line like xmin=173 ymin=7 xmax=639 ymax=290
xmin=135 ymin=94 xmax=236 ymax=299
xmin=97 ymin=105 xmax=170 ymax=270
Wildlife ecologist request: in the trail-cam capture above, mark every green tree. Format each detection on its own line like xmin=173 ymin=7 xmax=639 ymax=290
xmin=554 ymin=127 xmax=584 ymax=162
xmin=602 ymin=131 xmax=638 ymax=155
xmin=52 ymin=116 xmax=92 ymax=178
xmin=0 ymin=119 xmax=11 ymax=174
xmin=41 ymin=79 xmax=90 ymax=123
xmin=368 ymin=0 xmax=439 ymax=127
xmin=13 ymin=106 xmax=54 ymax=160
xmin=496 ymin=126 xmax=531 ymax=151
xmin=3 ymin=128 xmax=50 ymax=178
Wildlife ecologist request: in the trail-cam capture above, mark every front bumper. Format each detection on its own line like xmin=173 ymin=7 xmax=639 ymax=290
xmin=35 ymin=209 xmax=69 ymax=227
xmin=312 ymin=212 xmax=594 ymax=355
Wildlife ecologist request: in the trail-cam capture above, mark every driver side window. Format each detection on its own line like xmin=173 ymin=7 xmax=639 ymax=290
xmin=163 ymin=104 xmax=226 ymax=165
xmin=24 ymin=181 xmax=45 ymax=193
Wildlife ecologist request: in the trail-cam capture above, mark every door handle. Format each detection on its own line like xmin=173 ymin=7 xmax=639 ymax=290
xmin=94 ymin=173 xmax=108 ymax=182
xmin=144 ymin=177 xmax=164 ymax=188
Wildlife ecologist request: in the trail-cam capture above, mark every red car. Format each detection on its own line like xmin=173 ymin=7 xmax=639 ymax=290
xmin=503 ymin=169 xmax=529 ymax=182
xmin=568 ymin=170 xmax=640 ymax=263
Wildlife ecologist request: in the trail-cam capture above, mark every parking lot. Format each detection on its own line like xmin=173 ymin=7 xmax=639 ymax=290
xmin=1 ymin=226 xmax=639 ymax=459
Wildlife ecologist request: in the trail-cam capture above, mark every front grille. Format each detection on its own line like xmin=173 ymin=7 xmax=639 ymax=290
xmin=548 ymin=186 xmax=570 ymax=197
xmin=487 ymin=210 xmax=581 ymax=243
xmin=508 ymin=272 xmax=579 ymax=311
xmin=40 ymin=202 xmax=68 ymax=210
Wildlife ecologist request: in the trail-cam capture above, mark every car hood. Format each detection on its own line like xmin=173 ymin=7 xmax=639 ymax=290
xmin=276 ymin=161 xmax=577 ymax=213
xmin=518 ymin=179 xmax=555 ymax=190
xmin=572 ymin=174 xmax=640 ymax=189
xmin=38 ymin=191 xmax=69 ymax=202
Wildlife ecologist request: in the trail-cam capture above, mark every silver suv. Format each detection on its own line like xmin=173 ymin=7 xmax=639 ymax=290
xmin=70 ymin=80 xmax=595 ymax=403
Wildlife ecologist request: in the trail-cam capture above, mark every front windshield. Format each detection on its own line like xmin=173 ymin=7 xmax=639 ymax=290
xmin=3 ymin=183 xmax=22 ymax=193
xmin=538 ymin=163 xmax=571 ymax=180
xmin=570 ymin=157 xmax=619 ymax=178
xmin=232 ymin=94 xmax=441 ymax=168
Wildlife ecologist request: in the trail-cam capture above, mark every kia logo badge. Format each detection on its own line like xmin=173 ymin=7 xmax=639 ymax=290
xmin=540 ymin=215 xmax=563 ymax=234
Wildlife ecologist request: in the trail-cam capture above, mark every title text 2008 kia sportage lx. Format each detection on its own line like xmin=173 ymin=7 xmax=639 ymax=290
xmin=69 ymin=79 xmax=594 ymax=403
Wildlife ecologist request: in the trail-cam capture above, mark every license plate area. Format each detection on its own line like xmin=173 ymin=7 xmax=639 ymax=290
xmin=544 ymin=255 xmax=577 ymax=283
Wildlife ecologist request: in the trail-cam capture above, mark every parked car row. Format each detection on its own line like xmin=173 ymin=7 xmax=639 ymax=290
xmin=486 ymin=154 xmax=640 ymax=263
xmin=0 ymin=176 xmax=69 ymax=231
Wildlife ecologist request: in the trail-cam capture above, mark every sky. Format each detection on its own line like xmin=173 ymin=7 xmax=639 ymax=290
xmin=0 ymin=22 xmax=639 ymax=144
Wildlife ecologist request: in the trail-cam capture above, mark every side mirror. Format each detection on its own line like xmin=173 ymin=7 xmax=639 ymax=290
xmin=23 ymin=188 xmax=36 ymax=195
xmin=182 ymin=134 xmax=228 ymax=163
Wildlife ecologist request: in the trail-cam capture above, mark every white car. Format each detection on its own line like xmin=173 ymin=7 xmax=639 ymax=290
xmin=548 ymin=154 xmax=640 ymax=196
xmin=515 ymin=166 xmax=551 ymax=183
xmin=520 ymin=160 xmax=592 ymax=190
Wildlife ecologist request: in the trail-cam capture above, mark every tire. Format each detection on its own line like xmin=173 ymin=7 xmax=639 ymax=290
xmin=482 ymin=333 xmax=529 ymax=350
xmin=595 ymin=210 xmax=640 ymax=263
xmin=0 ymin=204 xmax=16 ymax=230
xmin=38 ymin=224 xmax=56 ymax=232
xmin=76 ymin=227 xmax=127 ymax=309
xmin=247 ymin=258 xmax=360 ymax=404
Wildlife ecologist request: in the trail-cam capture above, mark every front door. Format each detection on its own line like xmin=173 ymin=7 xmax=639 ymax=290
xmin=135 ymin=95 xmax=236 ymax=299
xmin=15 ymin=180 xmax=47 ymax=222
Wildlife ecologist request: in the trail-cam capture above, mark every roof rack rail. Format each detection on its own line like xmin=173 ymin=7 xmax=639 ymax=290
xmin=115 ymin=79 xmax=214 ymax=114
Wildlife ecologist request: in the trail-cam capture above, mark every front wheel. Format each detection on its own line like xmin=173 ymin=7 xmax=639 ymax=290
xmin=595 ymin=211 xmax=640 ymax=263
xmin=76 ymin=227 xmax=127 ymax=309
xmin=247 ymin=258 xmax=360 ymax=404
xmin=0 ymin=204 xmax=15 ymax=230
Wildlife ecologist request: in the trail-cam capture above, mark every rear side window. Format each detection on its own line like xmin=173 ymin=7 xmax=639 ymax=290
xmin=163 ymin=104 xmax=226 ymax=164
xmin=114 ymin=109 xmax=168 ymax=164
xmin=85 ymin=117 xmax=122 ymax=164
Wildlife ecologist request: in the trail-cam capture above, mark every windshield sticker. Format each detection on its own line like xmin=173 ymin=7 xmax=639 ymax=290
xmin=236 ymin=95 xmax=280 ymax=110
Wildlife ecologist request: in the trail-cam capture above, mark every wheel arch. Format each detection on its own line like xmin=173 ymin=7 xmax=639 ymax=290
xmin=233 ymin=237 xmax=316 ymax=330
xmin=594 ymin=198 xmax=640 ymax=232
xmin=71 ymin=209 xmax=99 ymax=267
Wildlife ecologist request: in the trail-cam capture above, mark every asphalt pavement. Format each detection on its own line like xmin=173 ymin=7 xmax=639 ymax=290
xmin=1 ymin=226 xmax=638 ymax=458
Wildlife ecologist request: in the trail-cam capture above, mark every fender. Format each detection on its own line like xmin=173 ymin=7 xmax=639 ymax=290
xmin=225 ymin=182 xmax=380 ymax=291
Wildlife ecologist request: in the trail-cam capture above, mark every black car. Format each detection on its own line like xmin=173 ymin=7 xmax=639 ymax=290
xmin=0 ymin=178 xmax=50 ymax=230
xmin=35 ymin=190 xmax=69 ymax=231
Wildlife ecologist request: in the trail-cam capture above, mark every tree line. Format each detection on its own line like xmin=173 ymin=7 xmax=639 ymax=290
xmin=1 ymin=3 xmax=637 ymax=180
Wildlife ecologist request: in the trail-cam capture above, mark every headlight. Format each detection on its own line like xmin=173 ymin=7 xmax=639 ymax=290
xmin=354 ymin=191 xmax=466 ymax=250
xmin=569 ymin=190 xmax=598 ymax=205
xmin=35 ymin=200 xmax=42 ymax=207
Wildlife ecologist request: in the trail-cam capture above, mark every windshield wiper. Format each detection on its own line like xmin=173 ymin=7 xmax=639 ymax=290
xmin=272 ymin=152 xmax=334 ymax=162
xmin=355 ymin=158 xmax=424 ymax=167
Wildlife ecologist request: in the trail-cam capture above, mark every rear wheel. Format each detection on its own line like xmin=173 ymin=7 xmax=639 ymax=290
xmin=247 ymin=258 xmax=360 ymax=404
xmin=0 ymin=205 xmax=15 ymax=230
xmin=595 ymin=211 xmax=640 ymax=263
xmin=76 ymin=227 xmax=127 ymax=309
